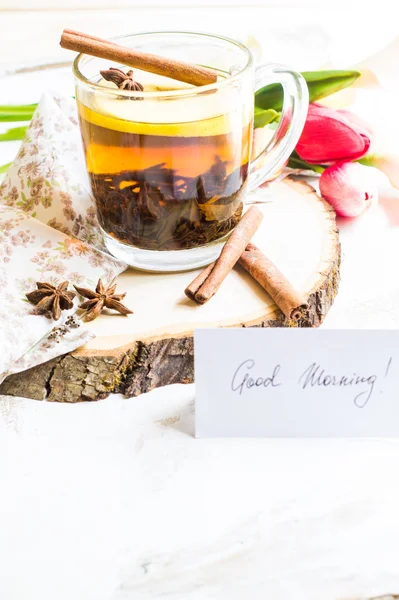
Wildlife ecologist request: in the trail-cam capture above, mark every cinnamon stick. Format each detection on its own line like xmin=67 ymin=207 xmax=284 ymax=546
xmin=63 ymin=28 xmax=119 ymax=46
xmin=60 ymin=29 xmax=218 ymax=87
xmin=186 ymin=240 xmax=308 ymax=321
xmin=185 ymin=262 xmax=214 ymax=302
xmin=185 ymin=206 xmax=263 ymax=305
xmin=238 ymin=243 xmax=308 ymax=321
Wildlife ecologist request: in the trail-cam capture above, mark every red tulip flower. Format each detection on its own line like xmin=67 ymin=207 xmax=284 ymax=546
xmin=296 ymin=103 xmax=371 ymax=164
xmin=319 ymin=162 xmax=377 ymax=217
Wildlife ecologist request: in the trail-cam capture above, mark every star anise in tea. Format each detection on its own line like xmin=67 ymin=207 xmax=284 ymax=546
xmin=26 ymin=281 xmax=76 ymax=320
xmin=74 ymin=278 xmax=133 ymax=322
xmin=100 ymin=67 xmax=144 ymax=93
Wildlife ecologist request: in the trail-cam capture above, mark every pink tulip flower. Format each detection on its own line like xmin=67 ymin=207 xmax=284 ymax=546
xmin=296 ymin=103 xmax=371 ymax=164
xmin=319 ymin=161 xmax=377 ymax=218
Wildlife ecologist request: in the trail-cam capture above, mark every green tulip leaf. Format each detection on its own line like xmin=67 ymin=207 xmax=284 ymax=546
xmin=0 ymin=126 xmax=28 ymax=142
xmin=254 ymin=107 xmax=280 ymax=129
xmin=0 ymin=104 xmax=38 ymax=122
xmin=255 ymin=70 xmax=361 ymax=112
xmin=358 ymin=155 xmax=376 ymax=167
xmin=0 ymin=162 xmax=11 ymax=175
xmin=287 ymin=151 xmax=326 ymax=174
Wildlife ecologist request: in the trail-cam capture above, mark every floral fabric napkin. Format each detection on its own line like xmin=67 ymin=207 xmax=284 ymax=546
xmin=0 ymin=92 xmax=126 ymax=383
xmin=0 ymin=93 xmax=104 ymax=247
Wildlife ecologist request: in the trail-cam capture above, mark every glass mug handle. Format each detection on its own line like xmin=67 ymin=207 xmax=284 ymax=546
xmin=248 ymin=64 xmax=309 ymax=191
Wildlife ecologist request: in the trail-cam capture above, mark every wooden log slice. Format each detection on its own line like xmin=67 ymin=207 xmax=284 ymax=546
xmin=0 ymin=178 xmax=340 ymax=402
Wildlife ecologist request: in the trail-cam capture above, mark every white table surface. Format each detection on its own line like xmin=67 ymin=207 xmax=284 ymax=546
xmin=1 ymin=8 xmax=399 ymax=600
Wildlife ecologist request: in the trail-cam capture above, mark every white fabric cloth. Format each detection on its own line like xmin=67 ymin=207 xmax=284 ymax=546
xmin=0 ymin=93 xmax=126 ymax=382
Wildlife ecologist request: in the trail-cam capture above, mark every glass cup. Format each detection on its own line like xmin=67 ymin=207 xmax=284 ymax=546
xmin=73 ymin=31 xmax=308 ymax=272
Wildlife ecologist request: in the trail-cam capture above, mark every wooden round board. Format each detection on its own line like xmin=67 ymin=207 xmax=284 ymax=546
xmin=0 ymin=178 xmax=340 ymax=402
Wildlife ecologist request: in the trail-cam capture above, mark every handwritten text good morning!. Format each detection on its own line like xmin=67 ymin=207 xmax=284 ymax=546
xmin=195 ymin=329 xmax=399 ymax=437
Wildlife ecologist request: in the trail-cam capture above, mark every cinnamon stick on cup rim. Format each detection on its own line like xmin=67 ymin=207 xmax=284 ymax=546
xmin=63 ymin=28 xmax=119 ymax=46
xmin=186 ymin=206 xmax=264 ymax=305
xmin=60 ymin=29 xmax=218 ymax=87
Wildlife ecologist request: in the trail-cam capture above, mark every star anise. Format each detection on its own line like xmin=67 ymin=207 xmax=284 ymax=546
xmin=74 ymin=278 xmax=133 ymax=322
xmin=100 ymin=67 xmax=144 ymax=92
xmin=26 ymin=281 xmax=76 ymax=320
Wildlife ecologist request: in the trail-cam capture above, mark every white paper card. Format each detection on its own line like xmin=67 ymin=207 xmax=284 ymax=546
xmin=195 ymin=329 xmax=399 ymax=438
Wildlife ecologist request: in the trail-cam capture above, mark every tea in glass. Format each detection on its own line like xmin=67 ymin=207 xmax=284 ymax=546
xmin=78 ymin=95 xmax=251 ymax=253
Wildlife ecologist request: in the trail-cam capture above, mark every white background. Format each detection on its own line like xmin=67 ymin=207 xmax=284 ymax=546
xmin=2 ymin=2 xmax=399 ymax=599
xmin=0 ymin=0 xmax=398 ymax=69
xmin=0 ymin=0 xmax=388 ymax=8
